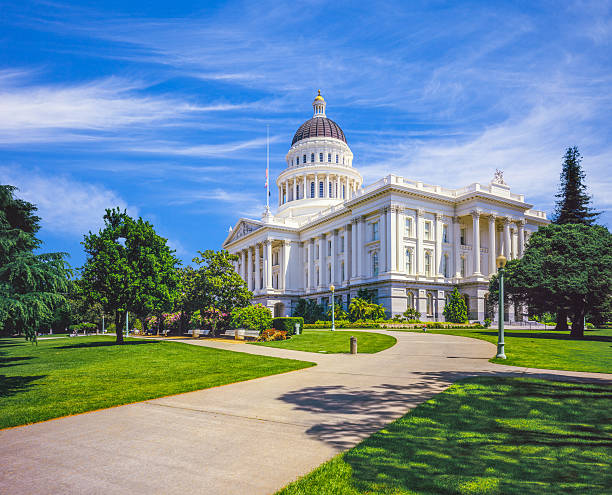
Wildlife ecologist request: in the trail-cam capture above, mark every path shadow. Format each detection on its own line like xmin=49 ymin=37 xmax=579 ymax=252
xmin=0 ymin=374 xmax=46 ymax=398
xmin=457 ymin=329 xmax=612 ymax=343
xmin=56 ymin=340 xmax=160 ymax=350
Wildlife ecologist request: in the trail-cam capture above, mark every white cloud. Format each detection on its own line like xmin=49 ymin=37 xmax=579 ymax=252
xmin=0 ymin=166 xmax=137 ymax=236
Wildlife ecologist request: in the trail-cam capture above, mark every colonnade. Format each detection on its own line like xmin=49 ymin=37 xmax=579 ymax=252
xmin=278 ymin=173 xmax=359 ymax=205
xmin=235 ymin=240 xmax=291 ymax=294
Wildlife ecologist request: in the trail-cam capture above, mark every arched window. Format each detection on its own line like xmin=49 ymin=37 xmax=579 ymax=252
xmin=336 ymin=154 xmax=339 ymax=163
xmin=310 ymin=181 xmax=315 ymax=198
xmin=328 ymin=182 xmax=332 ymax=197
xmin=296 ymin=185 xmax=300 ymax=199
xmin=328 ymin=153 xmax=331 ymax=162
xmin=303 ymin=154 xmax=307 ymax=164
xmin=406 ymin=290 xmax=414 ymax=309
xmin=319 ymin=181 xmax=324 ymax=197
xmin=425 ymin=251 xmax=432 ymax=276
xmin=372 ymin=251 xmax=379 ymax=276
xmin=311 ymin=153 xmax=315 ymax=162
xmin=296 ymin=156 xmax=299 ymax=165
xmin=405 ymin=249 xmax=413 ymax=273
xmin=319 ymin=152 xmax=323 ymax=162
xmin=426 ymin=293 xmax=433 ymax=315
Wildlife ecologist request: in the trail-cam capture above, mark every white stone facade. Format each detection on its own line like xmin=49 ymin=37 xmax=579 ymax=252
xmin=222 ymin=93 xmax=549 ymax=321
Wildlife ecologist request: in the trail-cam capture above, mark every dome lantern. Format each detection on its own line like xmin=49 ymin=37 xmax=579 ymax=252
xmin=313 ymin=90 xmax=326 ymax=117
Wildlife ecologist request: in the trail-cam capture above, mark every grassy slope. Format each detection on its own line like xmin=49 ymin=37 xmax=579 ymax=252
xmin=278 ymin=377 xmax=612 ymax=495
xmin=395 ymin=328 xmax=612 ymax=373
xmin=252 ymin=330 xmax=397 ymax=354
xmin=0 ymin=336 xmax=313 ymax=429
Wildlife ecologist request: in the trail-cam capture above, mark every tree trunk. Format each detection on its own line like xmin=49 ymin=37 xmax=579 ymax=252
xmin=555 ymin=308 xmax=568 ymax=331
xmin=569 ymin=307 xmax=585 ymax=339
xmin=115 ymin=312 xmax=124 ymax=345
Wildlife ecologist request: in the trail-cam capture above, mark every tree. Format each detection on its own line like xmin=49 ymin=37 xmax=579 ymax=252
xmin=292 ymin=298 xmax=325 ymax=323
xmin=443 ymin=288 xmax=468 ymax=323
xmin=230 ymin=304 xmax=272 ymax=333
xmin=80 ymin=208 xmax=181 ymax=344
xmin=489 ymin=224 xmax=612 ymax=338
xmin=326 ymin=297 xmax=348 ymax=320
xmin=0 ymin=185 xmax=71 ymax=342
xmin=553 ymin=147 xmax=600 ymax=225
xmin=348 ymin=298 xmax=386 ymax=321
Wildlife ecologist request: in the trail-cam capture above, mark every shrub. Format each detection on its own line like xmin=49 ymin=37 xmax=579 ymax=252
xmin=230 ymin=304 xmax=272 ymax=333
xmin=403 ymin=307 xmax=421 ymax=320
xmin=443 ymin=288 xmax=468 ymax=323
xmin=272 ymin=317 xmax=304 ymax=336
xmin=257 ymin=329 xmax=288 ymax=342
xmin=484 ymin=318 xmax=492 ymax=328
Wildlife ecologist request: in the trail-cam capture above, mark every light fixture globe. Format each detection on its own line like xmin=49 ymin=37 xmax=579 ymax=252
xmin=496 ymin=255 xmax=507 ymax=269
xmin=330 ymin=284 xmax=335 ymax=292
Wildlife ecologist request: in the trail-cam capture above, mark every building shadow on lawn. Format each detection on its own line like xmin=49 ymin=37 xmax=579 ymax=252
xmin=462 ymin=330 xmax=612 ymax=343
xmin=56 ymin=340 xmax=161 ymax=350
xmin=0 ymin=374 xmax=46 ymax=399
xmin=0 ymin=356 xmax=34 ymax=369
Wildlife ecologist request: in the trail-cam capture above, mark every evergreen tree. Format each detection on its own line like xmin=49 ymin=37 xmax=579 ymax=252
xmin=0 ymin=185 xmax=71 ymax=342
xmin=443 ymin=288 xmax=468 ymax=323
xmin=553 ymin=147 xmax=600 ymax=225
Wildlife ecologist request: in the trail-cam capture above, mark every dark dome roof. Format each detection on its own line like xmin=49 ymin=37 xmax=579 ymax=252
xmin=291 ymin=117 xmax=347 ymax=145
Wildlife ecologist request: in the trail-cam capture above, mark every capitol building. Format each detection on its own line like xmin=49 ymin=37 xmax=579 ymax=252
xmin=223 ymin=92 xmax=549 ymax=321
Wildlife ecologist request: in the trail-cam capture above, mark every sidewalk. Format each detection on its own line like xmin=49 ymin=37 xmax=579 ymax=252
xmin=1 ymin=331 xmax=610 ymax=494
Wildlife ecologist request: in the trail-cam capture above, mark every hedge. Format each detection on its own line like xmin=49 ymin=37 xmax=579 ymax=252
xmin=304 ymin=320 xmax=484 ymax=330
xmin=272 ymin=317 xmax=304 ymax=336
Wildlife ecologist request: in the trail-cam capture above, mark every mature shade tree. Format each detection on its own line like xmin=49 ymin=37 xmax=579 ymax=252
xmin=443 ymin=287 xmax=468 ymax=323
xmin=180 ymin=250 xmax=251 ymax=320
xmin=489 ymin=224 xmax=612 ymax=338
xmin=80 ymin=208 xmax=181 ymax=344
xmin=551 ymin=147 xmax=601 ymax=329
xmin=0 ymin=185 xmax=71 ymax=342
xmin=292 ymin=298 xmax=325 ymax=323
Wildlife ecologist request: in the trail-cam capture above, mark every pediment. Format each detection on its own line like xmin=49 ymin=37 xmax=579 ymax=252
xmin=225 ymin=219 xmax=262 ymax=245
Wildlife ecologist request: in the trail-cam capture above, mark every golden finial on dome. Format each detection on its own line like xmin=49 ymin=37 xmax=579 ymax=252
xmin=314 ymin=89 xmax=325 ymax=101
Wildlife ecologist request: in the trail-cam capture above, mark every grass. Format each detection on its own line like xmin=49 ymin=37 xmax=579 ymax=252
xmin=252 ymin=330 xmax=397 ymax=354
xmin=395 ymin=328 xmax=612 ymax=374
xmin=277 ymin=377 xmax=612 ymax=495
xmin=0 ymin=336 xmax=314 ymax=429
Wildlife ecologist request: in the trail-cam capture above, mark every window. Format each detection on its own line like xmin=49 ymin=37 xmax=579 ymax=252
xmin=319 ymin=181 xmax=324 ymax=197
xmin=425 ymin=251 xmax=432 ymax=276
xmin=342 ymin=185 xmax=346 ymax=198
xmin=328 ymin=265 xmax=331 ymax=282
xmin=442 ymin=225 xmax=449 ymax=243
xmin=329 ymin=182 xmax=332 ymax=197
xmin=372 ymin=251 xmax=379 ymax=276
xmin=335 ymin=154 xmax=339 ymax=163
xmin=296 ymin=156 xmax=299 ymax=165
xmin=316 ymin=268 xmax=319 ymax=286
xmin=319 ymin=152 xmax=323 ymax=162
xmin=372 ymin=221 xmax=379 ymax=241
xmin=426 ymin=293 xmax=433 ymax=316
xmin=328 ymin=153 xmax=331 ymax=162
xmin=442 ymin=254 xmax=449 ymax=277
xmin=405 ymin=248 xmax=413 ymax=274
xmin=310 ymin=181 xmax=315 ymax=198
xmin=296 ymin=185 xmax=300 ymax=199
xmin=460 ymin=227 xmax=466 ymax=245
xmin=341 ymin=262 xmax=345 ymax=281
xmin=424 ymin=221 xmax=432 ymax=240
xmin=303 ymin=154 xmax=307 ymax=164
xmin=340 ymin=236 xmax=344 ymax=253
xmin=405 ymin=217 xmax=413 ymax=236
xmin=328 ymin=240 xmax=331 ymax=254
xmin=406 ymin=291 xmax=414 ymax=309
xmin=291 ymin=159 xmax=294 ymax=166
xmin=460 ymin=256 xmax=466 ymax=277
xmin=315 ymin=245 xmax=319 ymax=259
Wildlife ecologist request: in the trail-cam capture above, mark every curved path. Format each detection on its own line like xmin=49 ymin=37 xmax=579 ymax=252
xmin=1 ymin=331 xmax=610 ymax=494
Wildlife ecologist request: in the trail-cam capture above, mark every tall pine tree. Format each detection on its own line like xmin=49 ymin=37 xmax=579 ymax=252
xmin=552 ymin=147 xmax=600 ymax=330
xmin=553 ymin=147 xmax=600 ymax=225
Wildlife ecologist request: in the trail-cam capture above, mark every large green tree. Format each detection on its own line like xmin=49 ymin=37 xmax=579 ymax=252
xmin=80 ymin=208 xmax=181 ymax=344
xmin=489 ymin=224 xmax=612 ymax=338
xmin=552 ymin=147 xmax=601 ymax=330
xmin=0 ymin=185 xmax=71 ymax=342
xmin=443 ymin=288 xmax=468 ymax=323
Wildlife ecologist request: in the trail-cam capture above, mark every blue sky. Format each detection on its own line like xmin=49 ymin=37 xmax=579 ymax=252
xmin=2 ymin=0 xmax=611 ymax=267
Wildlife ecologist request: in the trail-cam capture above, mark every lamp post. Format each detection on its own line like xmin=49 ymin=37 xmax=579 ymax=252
xmin=330 ymin=284 xmax=335 ymax=331
xmin=496 ymin=254 xmax=507 ymax=359
xmin=117 ymin=236 xmax=128 ymax=341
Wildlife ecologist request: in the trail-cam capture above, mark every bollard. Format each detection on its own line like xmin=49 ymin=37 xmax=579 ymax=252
xmin=350 ymin=336 xmax=357 ymax=354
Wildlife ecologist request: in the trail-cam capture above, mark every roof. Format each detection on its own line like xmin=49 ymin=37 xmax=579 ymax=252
xmin=291 ymin=117 xmax=347 ymax=146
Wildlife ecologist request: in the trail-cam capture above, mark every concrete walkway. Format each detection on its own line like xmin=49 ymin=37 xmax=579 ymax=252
xmin=1 ymin=331 xmax=610 ymax=495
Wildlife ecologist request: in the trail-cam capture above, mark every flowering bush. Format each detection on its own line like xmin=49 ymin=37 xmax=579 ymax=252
xmin=257 ymin=329 xmax=288 ymax=342
xmin=162 ymin=312 xmax=183 ymax=332
xmin=145 ymin=315 xmax=158 ymax=329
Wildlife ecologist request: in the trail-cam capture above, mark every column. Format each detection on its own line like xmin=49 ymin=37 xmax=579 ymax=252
xmin=396 ymin=206 xmax=404 ymax=272
xmin=389 ymin=206 xmax=397 ymax=271
xmin=293 ymin=178 xmax=297 ymax=202
xmin=488 ymin=215 xmax=496 ymax=276
xmin=325 ymin=175 xmax=329 ymax=198
xmin=278 ymin=186 xmax=281 ymax=206
xmin=512 ymin=227 xmax=518 ymax=260
xmin=308 ymin=239 xmax=315 ymax=290
xmin=314 ymin=174 xmax=319 ymax=198
xmin=453 ymin=216 xmax=461 ymax=278
xmin=503 ymin=218 xmax=511 ymax=259
xmin=241 ymin=250 xmax=247 ymax=283
xmin=357 ymin=216 xmax=364 ymax=277
xmin=303 ymin=174 xmax=307 ymax=199
xmin=335 ymin=176 xmax=340 ymax=198
xmin=330 ymin=230 xmax=337 ymax=284
xmin=435 ymin=213 xmax=443 ymax=276
xmin=319 ymin=236 xmax=325 ymax=288
xmin=380 ymin=208 xmax=387 ymax=273
xmin=472 ymin=211 xmax=481 ymax=275
xmin=351 ymin=218 xmax=358 ymax=278
xmin=281 ymin=240 xmax=289 ymax=291
xmin=264 ymin=240 xmax=272 ymax=290
xmin=518 ymin=220 xmax=525 ymax=258
xmin=246 ymin=248 xmax=252 ymax=291
xmin=254 ymin=244 xmax=261 ymax=292
xmin=416 ymin=209 xmax=423 ymax=274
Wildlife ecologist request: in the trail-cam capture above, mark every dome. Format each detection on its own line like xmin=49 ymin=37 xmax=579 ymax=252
xmin=291 ymin=116 xmax=347 ymax=145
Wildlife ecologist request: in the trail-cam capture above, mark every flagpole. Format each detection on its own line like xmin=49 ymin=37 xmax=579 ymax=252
xmin=266 ymin=124 xmax=270 ymax=210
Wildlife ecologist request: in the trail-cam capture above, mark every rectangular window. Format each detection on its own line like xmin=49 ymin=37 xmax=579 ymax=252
xmin=405 ymin=217 xmax=412 ymax=236
xmin=341 ymin=263 xmax=345 ymax=281
xmin=328 ymin=153 xmax=331 ymax=162
xmin=296 ymin=185 xmax=299 ymax=199
xmin=424 ymin=221 xmax=432 ymax=240
xmin=319 ymin=152 xmax=323 ymax=162
xmin=373 ymin=252 xmax=379 ymax=276
xmin=340 ymin=236 xmax=344 ymax=253
xmin=372 ymin=221 xmax=379 ymax=241
xmin=460 ymin=257 xmax=466 ymax=277
xmin=319 ymin=181 xmax=324 ymax=197
xmin=311 ymin=153 xmax=315 ymax=162
xmin=329 ymin=182 xmax=332 ymax=197
xmin=425 ymin=252 xmax=431 ymax=276
xmin=303 ymin=154 xmax=307 ymax=164
xmin=335 ymin=154 xmax=339 ymax=163
xmin=328 ymin=240 xmax=331 ymax=254
xmin=315 ymin=245 xmax=319 ymax=259
xmin=442 ymin=225 xmax=448 ymax=243
xmin=296 ymin=156 xmax=299 ymax=165
xmin=405 ymin=249 xmax=413 ymax=273
xmin=310 ymin=181 xmax=315 ymax=198
xmin=460 ymin=227 xmax=466 ymax=246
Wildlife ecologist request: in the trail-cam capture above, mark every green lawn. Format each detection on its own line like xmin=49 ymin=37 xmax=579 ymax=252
xmin=278 ymin=377 xmax=612 ymax=495
xmin=0 ymin=336 xmax=314 ymax=429
xmin=252 ymin=330 xmax=396 ymax=354
xmin=395 ymin=328 xmax=612 ymax=373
